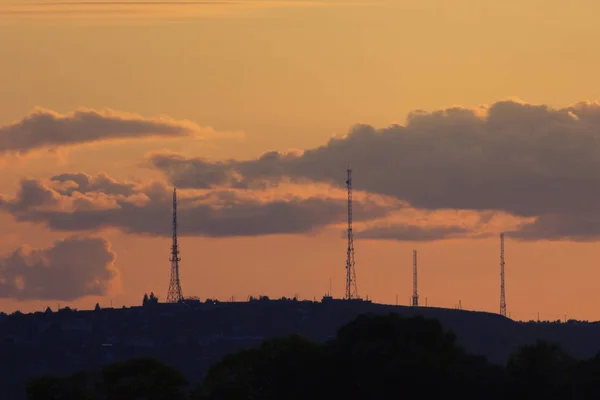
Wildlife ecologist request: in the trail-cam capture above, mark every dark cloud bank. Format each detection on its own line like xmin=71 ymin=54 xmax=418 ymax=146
xmin=149 ymin=100 xmax=600 ymax=241
xmin=356 ymin=225 xmax=474 ymax=242
xmin=0 ymin=107 xmax=201 ymax=155
xmin=0 ymin=236 xmax=117 ymax=301
xmin=0 ymin=173 xmax=396 ymax=238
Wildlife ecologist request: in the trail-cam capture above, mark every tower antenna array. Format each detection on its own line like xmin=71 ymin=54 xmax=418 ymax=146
xmin=167 ymin=188 xmax=183 ymax=303
xmin=345 ymin=168 xmax=358 ymax=299
xmin=500 ymin=232 xmax=506 ymax=317
xmin=412 ymin=250 xmax=419 ymax=306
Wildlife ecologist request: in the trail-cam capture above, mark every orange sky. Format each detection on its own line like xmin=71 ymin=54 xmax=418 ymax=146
xmin=1 ymin=0 xmax=600 ymax=321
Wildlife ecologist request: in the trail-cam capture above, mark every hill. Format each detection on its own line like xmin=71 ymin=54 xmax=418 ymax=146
xmin=0 ymin=298 xmax=599 ymax=399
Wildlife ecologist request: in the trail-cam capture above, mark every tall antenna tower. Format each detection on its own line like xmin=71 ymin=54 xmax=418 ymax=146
xmin=412 ymin=250 xmax=419 ymax=306
xmin=499 ymin=232 xmax=506 ymax=317
xmin=167 ymin=188 xmax=183 ymax=303
xmin=345 ymin=168 xmax=358 ymax=299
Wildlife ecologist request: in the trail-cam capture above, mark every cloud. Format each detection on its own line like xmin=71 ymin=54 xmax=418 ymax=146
xmin=356 ymin=224 xmax=474 ymax=242
xmin=0 ymin=1 xmax=349 ymax=20
xmin=507 ymin=213 xmax=600 ymax=242
xmin=0 ymin=236 xmax=118 ymax=301
xmin=0 ymin=173 xmax=396 ymax=237
xmin=149 ymin=99 xmax=600 ymax=241
xmin=353 ymin=208 xmax=522 ymax=242
xmin=0 ymin=107 xmax=218 ymax=156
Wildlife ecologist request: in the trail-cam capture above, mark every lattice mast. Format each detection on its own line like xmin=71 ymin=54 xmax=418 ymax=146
xmin=412 ymin=250 xmax=419 ymax=306
xmin=500 ymin=232 xmax=506 ymax=317
xmin=345 ymin=168 xmax=358 ymax=299
xmin=167 ymin=188 xmax=183 ymax=303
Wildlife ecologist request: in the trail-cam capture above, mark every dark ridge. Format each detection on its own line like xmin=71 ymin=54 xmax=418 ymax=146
xmin=1 ymin=298 xmax=598 ymax=399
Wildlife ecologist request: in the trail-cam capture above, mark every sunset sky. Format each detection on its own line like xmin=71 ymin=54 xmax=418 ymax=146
xmin=1 ymin=0 xmax=600 ymax=321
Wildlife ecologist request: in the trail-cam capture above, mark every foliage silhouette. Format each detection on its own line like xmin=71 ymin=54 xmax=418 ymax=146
xmin=27 ymin=312 xmax=600 ymax=400
xmin=26 ymin=358 xmax=187 ymax=400
xmin=192 ymin=335 xmax=324 ymax=400
xmin=100 ymin=357 xmax=188 ymax=400
xmin=193 ymin=313 xmax=503 ymax=400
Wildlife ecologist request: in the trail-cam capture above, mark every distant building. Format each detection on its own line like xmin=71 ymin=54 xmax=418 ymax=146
xmin=183 ymin=298 xmax=201 ymax=305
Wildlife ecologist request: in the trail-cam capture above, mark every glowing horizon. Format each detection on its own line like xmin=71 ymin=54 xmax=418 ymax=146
xmin=2 ymin=0 xmax=600 ymax=322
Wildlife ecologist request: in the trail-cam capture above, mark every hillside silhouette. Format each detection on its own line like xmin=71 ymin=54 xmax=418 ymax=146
xmin=25 ymin=313 xmax=600 ymax=400
xmin=3 ymin=298 xmax=600 ymax=398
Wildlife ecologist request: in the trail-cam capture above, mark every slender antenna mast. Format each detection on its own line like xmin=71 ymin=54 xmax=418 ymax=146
xmin=412 ymin=250 xmax=419 ymax=306
xmin=345 ymin=167 xmax=358 ymax=299
xmin=167 ymin=188 xmax=183 ymax=303
xmin=500 ymin=232 xmax=506 ymax=317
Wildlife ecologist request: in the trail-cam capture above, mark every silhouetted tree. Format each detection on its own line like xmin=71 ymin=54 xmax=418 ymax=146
xmin=193 ymin=313 xmax=502 ymax=400
xmin=193 ymin=335 xmax=324 ymax=400
xmin=143 ymin=293 xmax=159 ymax=307
xmin=100 ymin=358 xmax=187 ymax=400
xmin=573 ymin=351 xmax=600 ymax=398
xmin=30 ymin=313 xmax=600 ymax=400
xmin=329 ymin=313 xmax=502 ymax=399
xmin=506 ymin=341 xmax=575 ymax=399
xmin=27 ymin=358 xmax=187 ymax=400
xmin=26 ymin=372 xmax=101 ymax=400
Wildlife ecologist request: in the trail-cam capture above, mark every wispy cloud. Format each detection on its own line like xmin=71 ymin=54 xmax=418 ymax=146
xmin=0 ymin=107 xmax=235 ymax=156
xmin=0 ymin=0 xmax=347 ymax=20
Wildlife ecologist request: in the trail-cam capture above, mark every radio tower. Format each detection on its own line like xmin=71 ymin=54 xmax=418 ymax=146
xmin=499 ymin=232 xmax=506 ymax=317
xmin=345 ymin=168 xmax=358 ymax=300
xmin=412 ymin=250 xmax=419 ymax=306
xmin=167 ymin=188 xmax=183 ymax=303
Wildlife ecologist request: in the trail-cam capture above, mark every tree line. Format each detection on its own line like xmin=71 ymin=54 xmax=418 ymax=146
xmin=26 ymin=313 xmax=600 ymax=399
